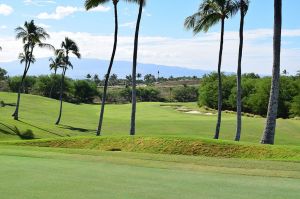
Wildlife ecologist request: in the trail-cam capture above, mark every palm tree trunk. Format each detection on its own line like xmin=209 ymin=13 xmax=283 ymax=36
xmin=13 ymin=47 xmax=33 ymax=120
xmin=235 ymin=7 xmax=245 ymax=141
xmin=130 ymin=1 xmax=143 ymax=136
xmin=55 ymin=68 xmax=66 ymax=125
xmin=261 ymin=0 xmax=282 ymax=145
xmin=12 ymin=72 xmax=26 ymax=120
xmin=96 ymin=3 xmax=119 ymax=136
xmin=214 ymin=18 xmax=225 ymax=139
xmin=49 ymin=70 xmax=57 ymax=98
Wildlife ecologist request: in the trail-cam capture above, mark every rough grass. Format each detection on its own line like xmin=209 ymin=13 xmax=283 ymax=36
xmin=6 ymin=136 xmax=300 ymax=161
xmin=1 ymin=92 xmax=300 ymax=145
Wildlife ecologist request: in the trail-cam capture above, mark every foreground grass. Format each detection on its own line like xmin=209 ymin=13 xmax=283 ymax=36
xmin=1 ymin=92 xmax=300 ymax=145
xmin=0 ymin=145 xmax=299 ymax=199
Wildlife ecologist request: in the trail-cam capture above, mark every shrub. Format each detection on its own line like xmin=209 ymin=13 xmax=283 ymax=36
xmin=174 ymin=85 xmax=198 ymax=102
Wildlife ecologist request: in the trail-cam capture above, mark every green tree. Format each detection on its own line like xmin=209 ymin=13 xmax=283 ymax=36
xmin=85 ymin=0 xmax=120 ymax=136
xmin=0 ymin=67 xmax=8 ymax=80
xmin=12 ymin=20 xmax=53 ymax=120
xmin=49 ymin=52 xmax=63 ymax=98
xmin=109 ymin=73 xmax=118 ymax=86
xmin=144 ymin=74 xmax=156 ymax=85
xmin=130 ymin=0 xmax=146 ymax=136
xmin=174 ymin=86 xmax=198 ymax=102
xmin=261 ymin=0 xmax=282 ymax=145
xmin=55 ymin=38 xmax=81 ymax=125
xmin=74 ymin=80 xmax=98 ymax=103
xmin=235 ymin=0 xmax=249 ymax=141
xmin=184 ymin=0 xmax=238 ymax=139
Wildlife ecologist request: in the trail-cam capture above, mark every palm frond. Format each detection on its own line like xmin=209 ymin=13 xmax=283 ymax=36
xmin=84 ymin=0 xmax=110 ymax=10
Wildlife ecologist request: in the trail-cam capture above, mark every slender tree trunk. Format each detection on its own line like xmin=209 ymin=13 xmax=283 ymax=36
xmin=13 ymin=47 xmax=33 ymax=120
xmin=214 ymin=18 xmax=225 ymax=139
xmin=55 ymin=68 xmax=66 ymax=125
xmin=235 ymin=7 xmax=245 ymax=141
xmin=261 ymin=0 xmax=282 ymax=145
xmin=49 ymin=70 xmax=57 ymax=98
xmin=130 ymin=1 xmax=143 ymax=136
xmin=12 ymin=70 xmax=27 ymax=120
xmin=96 ymin=3 xmax=119 ymax=136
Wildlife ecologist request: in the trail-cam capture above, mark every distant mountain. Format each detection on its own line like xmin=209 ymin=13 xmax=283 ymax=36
xmin=0 ymin=58 xmax=212 ymax=79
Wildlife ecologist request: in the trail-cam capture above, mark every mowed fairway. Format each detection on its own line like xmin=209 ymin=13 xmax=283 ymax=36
xmin=0 ymin=145 xmax=300 ymax=199
xmin=0 ymin=92 xmax=299 ymax=145
xmin=1 ymin=92 xmax=300 ymax=198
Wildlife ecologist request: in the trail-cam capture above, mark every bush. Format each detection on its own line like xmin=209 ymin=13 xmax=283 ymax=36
xmin=8 ymin=76 xmax=36 ymax=93
xmin=74 ymin=80 xmax=99 ymax=103
xmin=174 ymin=85 xmax=198 ymax=102
xmin=137 ymin=87 xmax=162 ymax=102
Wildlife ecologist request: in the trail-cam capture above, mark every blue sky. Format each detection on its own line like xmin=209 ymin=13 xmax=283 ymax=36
xmin=0 ymin=0 xmax=299 ymax=75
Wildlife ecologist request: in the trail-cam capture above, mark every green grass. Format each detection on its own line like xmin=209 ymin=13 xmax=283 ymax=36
xmin=1 ymin=92 xmax=300 ymax=198
xmin=0 ymin=145 xmax=299 ymax=199
xmin=7 ymin=136 xmax=300 ymax=161
xmin=1 ymin=92 xmax=299 ymax=145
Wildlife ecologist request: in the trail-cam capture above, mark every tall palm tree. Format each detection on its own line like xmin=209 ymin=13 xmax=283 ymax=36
xmin=234 ymin=0 xmax=249 ymax=141
xmin=129 ymin=0 xmax=146 ymax=136
xmin=85 ymin=0 xmax=120 ymax=136
xmin=184 ymin=0 xmax=238 ymax=139
xmin=49 ymin=52 xmax=62 ymax=98
xmin=261 ymin=0 xmax=282 ymax=145
xmin=55 ymin=37 xmax=81 ymax=125
xmin=13 ymin=20 xmax=54 ymax=120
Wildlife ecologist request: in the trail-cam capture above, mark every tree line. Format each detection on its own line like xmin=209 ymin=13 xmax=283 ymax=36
xmin=0 ymin=71 xmax=199 ymax=104
xmin=199 ymin=73 xmax=300 ymax=118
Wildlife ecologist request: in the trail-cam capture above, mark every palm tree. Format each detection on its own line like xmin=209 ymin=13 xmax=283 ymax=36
xmin=129 ymin=0 xmax=146 ymax=136
xmin=13 ymin=20 xmax=54 ymax=120
xmin=55 ymin=38 xmax=81 ymax=125
xmin=49 ymin=54 xmax=61 ymax=98
xmin=85 ymin=0 xmax=120 ymax=136
xmin=261 ymin=0 xmax=282 ymax=145
xmin=234 ymin=0 xmax=249 ymax=142
xmin=184 ymin=0 xmax=238 ymax=139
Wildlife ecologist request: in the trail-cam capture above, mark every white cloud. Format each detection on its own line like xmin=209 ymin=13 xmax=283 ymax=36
xmin=0 ymin=29 xmax=299 ymax=75
xmin=0 ymin=4 xmax=13 ymax=16
xmin=0 ymin=25 xmax=7 ymax=29
xmin=37 ymin=6 xmax=81 ymax=20
xmin=37 ymin=23 xmax=51 ymax=29
xmin=120 ymin=21 xmax=136 ymax=29
xmin=37 ymin=5 xmax=110 ymax=20
xmin=24 ymin=0 xmax=56 ymax=6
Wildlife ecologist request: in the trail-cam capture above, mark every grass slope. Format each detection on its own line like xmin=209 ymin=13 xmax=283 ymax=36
xmin=1 ymin=92 xmax=300 ymax=145
xmin=0 ymin=145 xmax=300 ymax=199
xmin=7 ymin=136 xmax=300 ymax=161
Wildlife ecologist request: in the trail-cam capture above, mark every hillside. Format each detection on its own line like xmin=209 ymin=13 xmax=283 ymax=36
xmin=0 ymin=92 xmax=299 ymax=145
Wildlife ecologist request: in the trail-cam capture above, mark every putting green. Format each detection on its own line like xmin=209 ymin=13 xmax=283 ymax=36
xmin=0 ymin=146 xmax=299 ymax=199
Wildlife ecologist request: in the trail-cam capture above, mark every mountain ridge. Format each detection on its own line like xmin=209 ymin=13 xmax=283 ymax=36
xmin=0 ymin=58 xmax=212 ymax=79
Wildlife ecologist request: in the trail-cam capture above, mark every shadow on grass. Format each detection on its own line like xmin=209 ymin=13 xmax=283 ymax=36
xmin=59 ymin=124 xmax=96 ymax=134
xmin=0 ymin=100 xmax=16 ymax=107
xmin=0 ymin=122 xmax=35 ymax=140
xmin=18 ymin=120 xmax=64 ymax=137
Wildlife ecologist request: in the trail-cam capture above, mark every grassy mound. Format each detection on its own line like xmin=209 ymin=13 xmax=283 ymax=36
xmin=8 ymin=136 xmax=300 ymax=161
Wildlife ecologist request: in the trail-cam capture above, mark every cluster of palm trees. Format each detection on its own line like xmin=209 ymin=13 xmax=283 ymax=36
xmin=85 ymin=0 xmax=145 ymax=136
xmin=185 ymin=0 xmax=282 ymax=145
xmin=9 ymin=0 xmax=282 ymax=145
xmin=11 ymin=20 xmax=81 ymax=125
